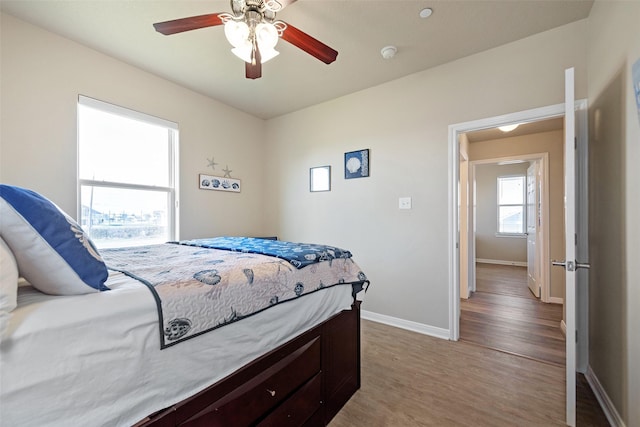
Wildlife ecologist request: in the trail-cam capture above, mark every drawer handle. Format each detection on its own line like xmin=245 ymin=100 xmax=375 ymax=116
xmin=266 ymin=389 xmax=276 ymax=397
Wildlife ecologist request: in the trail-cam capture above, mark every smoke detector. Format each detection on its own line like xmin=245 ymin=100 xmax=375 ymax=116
xmin=381 ymin=46 xmax=397 ymax=60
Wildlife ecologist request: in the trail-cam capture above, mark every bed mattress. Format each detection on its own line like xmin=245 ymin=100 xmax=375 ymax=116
xmin=0 ymin=271 xmax=356 ymax=427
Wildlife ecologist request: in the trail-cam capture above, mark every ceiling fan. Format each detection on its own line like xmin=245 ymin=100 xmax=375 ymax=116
xmin=153 ymin=0 xmax=338 ymax=79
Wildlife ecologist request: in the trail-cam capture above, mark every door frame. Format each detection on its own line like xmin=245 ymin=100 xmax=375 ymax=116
xmin=448 ymin=100 xmax=588 ymax=354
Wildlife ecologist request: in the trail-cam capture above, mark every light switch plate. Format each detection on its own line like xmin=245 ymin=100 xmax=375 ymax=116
xmin=399 ymin=197 xmax=412 ymax=209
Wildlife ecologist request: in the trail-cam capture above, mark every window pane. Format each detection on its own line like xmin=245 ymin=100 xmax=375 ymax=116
xmin=498 ymin=176 xmax=524 ymax=205
xmin=78 ymin=105 xmax=169 ymax=186
xmin=499 ymin=206 xmax=524 ymax=234
xmin=80 ymin=186 xmax=170 ymax=248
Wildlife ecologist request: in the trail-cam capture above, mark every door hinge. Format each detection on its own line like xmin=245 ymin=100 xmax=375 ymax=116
xmin=575 ymin=330 xmax=578 ymax=343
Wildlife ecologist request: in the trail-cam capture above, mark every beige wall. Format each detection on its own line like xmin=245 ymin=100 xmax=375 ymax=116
xmin=473 ymin=162 xmax=529 ymax=264
xmin=0 ymin=13 xmax=267 ymax=240
xmin=7 ymin=5 xmax=638 ymax=423
xmin=587 ymin=1 xmax=640 ymax=425
xmin=469 ymin=130 xmax=565 ymax=300
xmin=264 ymin=22 xmax=587 ymax=328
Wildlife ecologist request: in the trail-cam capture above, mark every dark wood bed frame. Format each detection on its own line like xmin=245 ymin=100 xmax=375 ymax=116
xmin=136 ymin=301 xmax=361 ymax=427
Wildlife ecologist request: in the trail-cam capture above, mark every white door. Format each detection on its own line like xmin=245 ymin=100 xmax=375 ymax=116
xmin=552 ymin=67 xmax=589 ymax=427
xmin=526 ymin=162 xmax=539 ymax=297
xmin=564 ymin=66 xmax=577 ymax=427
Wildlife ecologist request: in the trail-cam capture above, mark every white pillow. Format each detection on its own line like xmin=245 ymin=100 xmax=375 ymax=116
xmin=0 ymin=184 xmax=109 ymax=295
xmin=0 ymin=236 xmax=19 ymax=336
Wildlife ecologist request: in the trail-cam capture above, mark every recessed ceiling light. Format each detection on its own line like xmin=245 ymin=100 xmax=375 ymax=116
xmin=419 ymin=8 xmax=433 ymax=19
xmin=498 ymin=124 xmax=520 ymax=132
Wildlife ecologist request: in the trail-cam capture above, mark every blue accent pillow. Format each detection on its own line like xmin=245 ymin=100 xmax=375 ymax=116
xmin=0 ymin=184 xmax=109 ymax=295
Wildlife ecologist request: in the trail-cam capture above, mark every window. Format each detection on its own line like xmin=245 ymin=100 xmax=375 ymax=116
xmin=497 ymin=175 xmax=526 ymax=235
xmin=78 ymin=95 xmax=179 ymax=248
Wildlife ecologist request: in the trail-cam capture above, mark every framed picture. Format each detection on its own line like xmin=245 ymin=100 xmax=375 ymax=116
xmin=310 ymin=166 xmax=331 ymax=192
xmin=199 ymin=174 xmax=241 ymax=193
xmin=344 ymin=149 xmax=370 ymax=179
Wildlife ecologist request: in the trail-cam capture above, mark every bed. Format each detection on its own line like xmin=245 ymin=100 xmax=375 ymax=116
xmin=0 ymin=184 xmax=369 ymax=426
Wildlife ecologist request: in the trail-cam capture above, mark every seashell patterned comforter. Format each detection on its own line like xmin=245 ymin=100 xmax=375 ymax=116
xmin=100 ymin=238 xmax=368 ymax=348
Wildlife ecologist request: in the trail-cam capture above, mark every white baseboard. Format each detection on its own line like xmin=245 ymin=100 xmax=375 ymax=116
xmin=476 ymin=258 xmax=528 ymax=267
xmin=548 ymin=296 xmax=564 ymax=305
xmin=560 ymin=320 xmax=566 ymax=336
xmin=361 ymin=310 xmax=450 ymax=340
xmin=586 ymin=365 xmax=625 ymax=427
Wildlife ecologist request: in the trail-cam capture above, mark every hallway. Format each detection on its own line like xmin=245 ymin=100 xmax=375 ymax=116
xmin=459 ymin=263 xmax=609 ymax=426
xmin=460 ymin=263 xmax=565 ymax=365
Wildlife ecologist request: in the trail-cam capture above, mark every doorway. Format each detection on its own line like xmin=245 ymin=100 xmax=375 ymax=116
xmin=466 ymin=151 xmax=554 ymax=304
xmin=448 ymin=100 xmax=588 ymax=364
xmin=458 ymin=124 xmax=563 ymax=363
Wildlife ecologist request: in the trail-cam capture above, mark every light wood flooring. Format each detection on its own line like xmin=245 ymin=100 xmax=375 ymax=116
xmin=330 ymin=264 xmax=609 ymax=426
xmin=460 ymin=263 xmax=565 ymax=366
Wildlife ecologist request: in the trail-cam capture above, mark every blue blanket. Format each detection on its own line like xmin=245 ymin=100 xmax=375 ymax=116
xmin=175 ymin=237 xmax=352 ymax=269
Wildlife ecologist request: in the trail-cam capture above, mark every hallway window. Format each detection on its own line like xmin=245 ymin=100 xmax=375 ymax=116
xmin=497 ymin=175 xmax=525 ymax=235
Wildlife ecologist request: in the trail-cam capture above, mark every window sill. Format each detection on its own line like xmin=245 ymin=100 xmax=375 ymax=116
xmin=495 ymin=233 xmax=527 ymax=239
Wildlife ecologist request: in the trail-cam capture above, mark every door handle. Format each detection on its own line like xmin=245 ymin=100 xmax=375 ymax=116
xmin=575 ymin=262 xmax=591 ymax=270
xmin=551 ymin=260 xmax=591 ymax=271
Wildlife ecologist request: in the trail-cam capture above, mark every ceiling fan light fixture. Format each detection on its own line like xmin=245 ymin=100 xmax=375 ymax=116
xmin=224 ymin=20 xmax=250 ymax=47
xmin=255 ymin=22 xmax=279 ymax=63
xmin=259 ymin=46 xmax=280 ymax=63
xmin=231 ymin=45 xmax=253 ymax=63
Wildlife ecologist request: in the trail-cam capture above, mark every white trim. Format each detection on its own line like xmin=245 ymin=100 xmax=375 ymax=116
xmin=494 ymin=233 xmax=527 ymax=239
xmin=586 ymin=365 xmax=626 ymax=427
xmin=476 ymin=258 xmax=527 ymax=267
xmin=78 ymin=94 xmax=178 ymax=130
xmin=448 ymin=124 xmax=460 ymax=340
xmin=574 ymin=98 xmax=589 ymax=373
xmin=361 ymin=310 xmax=450 ymax=340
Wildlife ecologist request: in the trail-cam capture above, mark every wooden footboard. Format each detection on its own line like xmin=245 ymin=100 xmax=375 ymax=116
xmin=136 ymin=301 xmax=361 ymax=427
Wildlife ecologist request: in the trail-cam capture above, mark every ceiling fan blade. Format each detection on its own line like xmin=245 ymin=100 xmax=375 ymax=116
xmin=279 ymin=21 xmax=338 ymax=64
xmin=264 ymin=0 xmax=298 ymax=12
xmin=246 ymin=61 xmax=262 ymax=79
xmin=153 ymin=13 xmax=225 ymax=35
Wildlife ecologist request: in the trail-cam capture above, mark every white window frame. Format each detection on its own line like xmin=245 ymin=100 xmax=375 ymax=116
xmin=496 ymin=174 xmax=526 ymax=238
xmin=77 ymin=95 xmax=179 ymax=244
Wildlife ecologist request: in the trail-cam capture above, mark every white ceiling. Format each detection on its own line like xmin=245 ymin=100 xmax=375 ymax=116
xmin=0 ymin=0 xmax=593 ymax=120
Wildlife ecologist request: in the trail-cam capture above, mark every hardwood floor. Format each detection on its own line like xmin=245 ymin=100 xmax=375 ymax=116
xmin=330 ymin=264 xmax=609 ymax=426
xmin=331 ymin=320 xmax=569 ymax=426
xmin=460 ymin=263 xmax=565 ymax=366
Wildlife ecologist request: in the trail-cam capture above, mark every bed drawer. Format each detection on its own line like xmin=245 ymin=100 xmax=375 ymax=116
xmin=180 ymin=336 xmax=321 ymax=427
xmin=256 ymin=372 xmax=322 ymax=427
